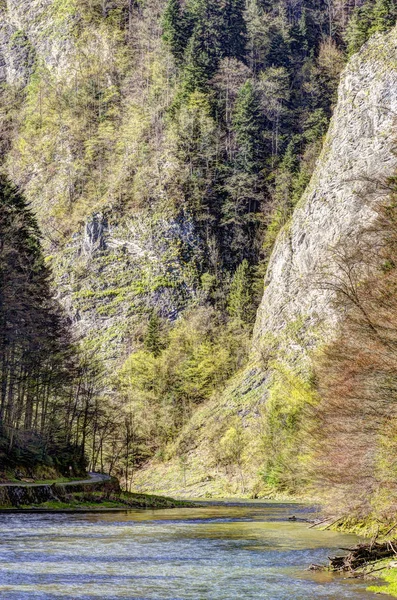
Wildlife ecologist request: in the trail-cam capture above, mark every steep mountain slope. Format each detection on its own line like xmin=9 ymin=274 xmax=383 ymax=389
xmin=255 ymin=29 xmax=397 ymax=347
xmin=0 ymin=0 xmax=353 ymax=478
xmin=1 ymin=0 xmax=397 ymax=492
xmin=0 ymin=0 xmax=349 ymax=346
xmin=132 ymin=27 xmax=397 ymax=498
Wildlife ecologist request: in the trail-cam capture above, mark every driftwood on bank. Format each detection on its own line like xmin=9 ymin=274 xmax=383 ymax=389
xmin=309 ymin=540 xmax=397 ymax=573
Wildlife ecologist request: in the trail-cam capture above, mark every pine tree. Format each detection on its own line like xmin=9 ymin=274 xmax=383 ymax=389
xmin=227 ymin=260 xmax=254 ymax=323
xmin=144 ymin=313 xmax=163 ymax=357
xmin=232 ymin=81 xmax=265 ymax=173
xmin=162 ymin=0 xmax=190 ymax=64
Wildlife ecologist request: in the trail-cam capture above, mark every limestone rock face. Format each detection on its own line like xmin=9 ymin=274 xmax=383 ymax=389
xmin=0 ymin=0 xmax=73 ymax=86
xmin=254 ymin=28 xmax=397 ymax=358
xmin=131 ymin=28 xmax=397 ymax=498
xmin=0 ymin=0 xmax=203 ymax=359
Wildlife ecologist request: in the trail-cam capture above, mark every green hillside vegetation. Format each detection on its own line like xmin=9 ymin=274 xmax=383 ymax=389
xmin=1 ymin=0 xmax=397 ymax=520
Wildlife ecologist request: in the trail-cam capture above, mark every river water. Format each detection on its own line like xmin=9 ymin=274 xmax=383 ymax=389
xmin=0 ymin=502 xmax=393 ymax=599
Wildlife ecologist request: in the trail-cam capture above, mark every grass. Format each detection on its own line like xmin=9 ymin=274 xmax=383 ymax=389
xmin=366 ymin=560 xmax=397 ymax=596
xmin=325 ymin=517 xmax=397 ymax=597
xmin=322 ymin=517 xmax=397 ymax=598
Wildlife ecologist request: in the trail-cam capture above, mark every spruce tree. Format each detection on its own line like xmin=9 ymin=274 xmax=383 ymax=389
xmin=162 ymin=0 xmax=190 ymax=64
xmin=183 ymin=0 xmax=224 ymax=92
xmin=290 ymin=8 xmax=318 ymax=61
xmin=266 ymin=28 xmax=291 ymax=69
xmin=0 ymin=176 xmax=80 ymax=471
xmin=182 ymin=0 xmax=248 ymax=92
xmin=227 ymin=260 xmax=254 ymax=323
xmin=145 ymin=313 xmax=163 ymax=357
xmin=370 ymin=0 xmax=396 ymax=33
xmin=232 ymin=81 xmax=265 ymax=173
xmin=345 ymin=2 xmax=374 ymax=55
xmin=222 ymin=0 xmax=247 ymax=61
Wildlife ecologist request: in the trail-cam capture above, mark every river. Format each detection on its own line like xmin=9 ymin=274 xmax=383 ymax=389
xmin=0 ymin=502 xmax=393 ymax=599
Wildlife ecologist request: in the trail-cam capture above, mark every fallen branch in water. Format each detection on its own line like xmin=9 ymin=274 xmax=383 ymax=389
xmin=288 ymin=515 xmax=312 ymax=522
xmin=309 ymin=540 xmax=397 ymax=573
xmin=308 ymin=517 xmax=333 ymax=529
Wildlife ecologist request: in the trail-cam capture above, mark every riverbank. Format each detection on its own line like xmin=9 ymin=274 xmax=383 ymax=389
xmin=367 ymin=562 xmax=397 ymax=596
xmin=0 ymin=501 xmax=384 ymax=599
xmin=0 ymin=472 xmax=195 ymax=511
xmin=311 ymin=527 xmax=397 ymax=597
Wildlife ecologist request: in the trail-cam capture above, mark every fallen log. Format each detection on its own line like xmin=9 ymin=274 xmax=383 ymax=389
xmin=308 ymin=540 xmax=397 ymax=574
xmin=328 ymin=541 xmax=397 ymax=572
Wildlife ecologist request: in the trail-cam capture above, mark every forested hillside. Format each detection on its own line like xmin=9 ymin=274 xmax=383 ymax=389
xmin=1 ymin=0 xmax=397 ymax=516
xmin=0 ymin=177 xmax=87 ymax=477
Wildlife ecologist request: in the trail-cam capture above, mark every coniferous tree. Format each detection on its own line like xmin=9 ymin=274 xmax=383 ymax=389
xmin=232 ymin=81 xmax=266 ymax=173
xmin=227 ymin=260 xmax=254 ymax=323
xmin=266 ymin=28 xmax=291 ymax=69
xmin=0 ymin=177 xmax=86 ymax=474
xmin=183 ymin=0 xmax=224 ymax=92
xmin=290 ymin=7 xmax=319 ymax=60
xmin=162 ymin=0 xmax=190 ymax=64
xmin=182 ymin=0 xmax=249 ymax=92
xmin=222 ymin=0 xmax=248 ymax=61
xmin=370 ymin=0 xmax=396 ymax=32
xmin=2 ymin=0 xmax=388 ymax=480
xmin=345 ymin=1 xmax=375 ymax=55
xmin=144 ymin=313 xmax=163 ymax=357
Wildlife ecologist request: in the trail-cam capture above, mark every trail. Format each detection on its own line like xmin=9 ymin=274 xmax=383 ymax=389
xmin=0 ymin=472 xmax=110 ymax=488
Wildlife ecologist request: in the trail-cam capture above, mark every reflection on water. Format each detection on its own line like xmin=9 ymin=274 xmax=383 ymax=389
xmin=0 ymin=503 xmax=392 ymax=599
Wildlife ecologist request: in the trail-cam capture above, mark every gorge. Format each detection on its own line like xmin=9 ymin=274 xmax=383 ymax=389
xmin=0 ymin=0 xmax=397 ymax=555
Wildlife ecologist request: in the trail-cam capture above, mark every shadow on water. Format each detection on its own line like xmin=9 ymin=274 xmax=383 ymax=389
xmin=0 ymin=503 xmax=394 ymax=600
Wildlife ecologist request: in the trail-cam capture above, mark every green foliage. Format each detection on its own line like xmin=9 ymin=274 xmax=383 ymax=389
xmin=261 ymin=364 xmax=317 ymax=492
xmin=144 ymin=313 xmax=164 ymax=357
xmin=232 ymin=81 xmax=265 ymax=173
xmin=371 ymin=0 xmax=397 ymax=32
xmin=221 ymin=0 xmax=247 ymax=61
xmin=346 ymin=2 xmax=376 ymax=55
xmin=167 ymin=0 xmax=247 ymax=93
xmin=162 ymin=0 xmax=189 ymax=63
xmin=219 ymin=421 xmax=245 ymax=465
xmin=117 ymin=307 xmax=251 ymax=455
xmin=0 ymin=0 xmax=381 ymax=489
xmin=0 ymin=177 xmax=86 ymax=476
xmin=346 ymin=0 xmax=397 ymax=55
xmin=227 ymin=260 xmax=255 ymax=324
xmin=367 ymin=561 xmax=397 ymax=596
xmin=182 ymin=3 xmax=224 ymax=93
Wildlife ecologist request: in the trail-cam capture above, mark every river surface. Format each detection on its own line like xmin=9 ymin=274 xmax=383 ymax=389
xmin=0 ymin=502 xmax=393 ymax=599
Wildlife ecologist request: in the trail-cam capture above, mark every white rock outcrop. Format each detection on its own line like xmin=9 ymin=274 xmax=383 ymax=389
xmin=0 ymin=0 xmax=74 ymax=86
xmin=254 ymin=28 xmax=397 ymax=356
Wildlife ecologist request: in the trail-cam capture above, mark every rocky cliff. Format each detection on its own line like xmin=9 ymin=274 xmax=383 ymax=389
xmin=254 ymin=28 xmax=397 ymax=356
xmin=0 ymin=0 xmax=202 ymax=358
xmin=1 ymin=0 xmax=397 ymax=497
xmin=0 ymin=0 xmax=74 ymax=86
xmin=133 ymin=27 xmax=397 ymax=497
